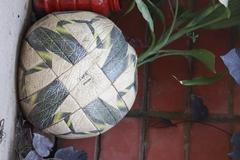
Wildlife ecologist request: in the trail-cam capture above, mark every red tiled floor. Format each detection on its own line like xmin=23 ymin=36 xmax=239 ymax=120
xmin=100 ymin=118 xmax=140 ymax=160
xmin=189 ymin=123 xmax=231 ymax=160
xmin=146 ymin=124 xmax=184 ymax=160
xmin=192 ymin=29 xmax=232 ymax=113
xmin=233 ymin=85 xmax=240 ymax=114
xmin=57 ymin=137 xmax=96 ymax=160
xmin=148 ymin=35 xmax=190 ymax=112
xmin=149 ymin=56 xmax=189 ymax=112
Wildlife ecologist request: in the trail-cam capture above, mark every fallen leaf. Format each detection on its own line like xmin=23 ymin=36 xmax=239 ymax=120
xmin=191 ymin=95 xmax=209 ymax=121
xmin=228 ymin=133 xmax=240 ymax=160
xmin=221 ymin=48 xmax=240 ymax=85
xmin=24 ymin=150 xmax=42 ymax=160
xmin=54 ymin=146 xmax=87 ymax=160
xmin=32 ymin=133 xmax=55 ymax=157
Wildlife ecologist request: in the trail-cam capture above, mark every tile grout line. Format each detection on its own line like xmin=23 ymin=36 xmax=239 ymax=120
xmin=227 ymin=27 xmax=239 ymax=150
xmin=183 ymin=0 xmax=196 ymax=158
xmin=139 ymin=64 xmax=150 ymax=160
xmin=94 ymin=134 xmax=102 ymax=160
xmin=127 ymin=110 xmax=240 ymax=122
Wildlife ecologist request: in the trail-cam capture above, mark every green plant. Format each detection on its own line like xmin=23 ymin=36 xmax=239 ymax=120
xmin=128 ymin=0 xmax=240 ymax=85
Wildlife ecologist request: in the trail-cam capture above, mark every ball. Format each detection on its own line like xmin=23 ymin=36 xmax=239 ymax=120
xmin=18 ymin=11 xmax=137 ymax=139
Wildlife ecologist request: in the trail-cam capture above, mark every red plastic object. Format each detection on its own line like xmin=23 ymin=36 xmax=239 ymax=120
xmin=34 ymin=0 xmax=121 ymax=17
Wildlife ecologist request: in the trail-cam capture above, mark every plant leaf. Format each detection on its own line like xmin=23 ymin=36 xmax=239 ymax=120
xmin=191 ymin=94 xmax=209 ymax=121
xmin=160 ymin=49 xmax=215 ymax=72
xmin=185 ymin=49 xmax=216 ymax=72
xmin=135 ymin=0 xmax=154 ymax=32
xmin=204 ymin=0 xmax=240 ymax=29
xmin=157 ymin=0 xmax=179 ymax=48
xmin=32 ymin=133 xmax=55 ymax=157
xmin=176 ymin=73 xmax=224 ymax=86
xmin=54 ymin=146 xmax=87 ymax=160
xmin=147 ymin=0 xmax=165 ymax=25
xmin=123 ymin=1 xmax=136 ymax=16
xmin=221 ymin=48 xmax=240 ymax=85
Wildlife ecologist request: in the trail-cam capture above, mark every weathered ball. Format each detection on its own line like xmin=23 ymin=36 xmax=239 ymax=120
xmin=18 ymin=11 xmax=137 ymax=139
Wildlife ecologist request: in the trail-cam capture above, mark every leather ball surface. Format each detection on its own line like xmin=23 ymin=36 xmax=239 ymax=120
xmin=18 ymin=11 xmax=137 ymax=139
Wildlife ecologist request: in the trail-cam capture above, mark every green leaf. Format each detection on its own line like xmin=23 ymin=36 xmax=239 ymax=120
xmin=205 ymin=0 xmax=240 ymax=29
xmin=176 ymin=73 xmax=224 ymax=86
xmin=157 ymin=49 xmax=216 ymax=73
xmin=135 ymin=0 xmax=154 ymax=32
xmin=156 ymin=0 xmax=179 ymax=49
xmin=185 ymin=49 xmax=216 ymax=73
xmin=147 ymin=0 xmax=165 ymax=25
xmin=123 ymin=1 xmax=136 ymax=16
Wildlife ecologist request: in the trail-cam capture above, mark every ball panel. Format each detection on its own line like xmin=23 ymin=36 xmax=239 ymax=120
xmin=19 ymin=43 xmax=57 ymax=99
xmin=54 ymin=95 xmax=80 ymax=113
xmin=24 ymin=79 xmax=69 ymax=129
xmin=60 ymin=19 xmax=114 ymax=53
xmin=58 ymin=47 xmax=103 ymax=91
xmin=66 ymin=109 xmax=99 ymax=134
xmin=20 ymin=42 xmax=46 ymax=70
xmin=98 ymin=86 xmax=129 ymax=120
xmin=121 ymin=81 xmax=138 ymax=110
xmin=51 ymin=95 xmax=81 ymax=125
xmin=26 ymin=27 xmax=74 ymax=76
xmin=82 ymin=98 xmax=117 ymax=131
xmin=21 ymin=66 xmax=57 ymax=99
xmin=43 ymin=120 xmax=72 ymax=135
xmin=70 ymin=65 xmax=112 ymax=107
xmin=25 ymin=14 xmax=57 ymax=37
xmin=53 ymin=11 xmax=100 ymax=23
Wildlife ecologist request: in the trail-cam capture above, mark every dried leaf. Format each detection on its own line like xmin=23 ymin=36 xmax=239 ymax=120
xmin=191 ymin=95 xmax=209 ymax=121
xmin=228 ymin=133 xmax=240 ymax=160
xmin=54 ymin=146 xmax=87 ymax=160
xmin=24 ymin=151 xmax=42 ymax=160
xmin=32 ymin=133 xmax=55 ymax=157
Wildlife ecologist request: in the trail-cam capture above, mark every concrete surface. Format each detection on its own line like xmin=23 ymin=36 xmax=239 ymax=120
xmin=0 ymin=0 xmax=31 ymax=159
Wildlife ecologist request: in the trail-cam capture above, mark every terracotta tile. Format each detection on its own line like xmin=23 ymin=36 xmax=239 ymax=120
xmin=233 ymin=86 xmax=240 ymax=114
xmin=147 ymin=124 xmax=184 ymax=160
xmin=192 ymin=29 xmax=232 ymax=113
xmin=149 ymin=56 xmax=189 ymax=112
xmin=100 ymin=118 xmax=140 ymax=160
xmin=189 ymin=123 xmax=231 ymax=160
xmin=57 ymin=137 xmax=96 ymax=160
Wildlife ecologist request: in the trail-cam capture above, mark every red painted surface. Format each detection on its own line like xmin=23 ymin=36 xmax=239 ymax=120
xmin=33 ymin=0 xmax=121 ymax=16
xmin=100 ymin=118 xmax=140 ymax=160
xmin=189 ymin=123 xmax=231 ymax=160
xmin=147 ymin=124 xmax=184 ymax=160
